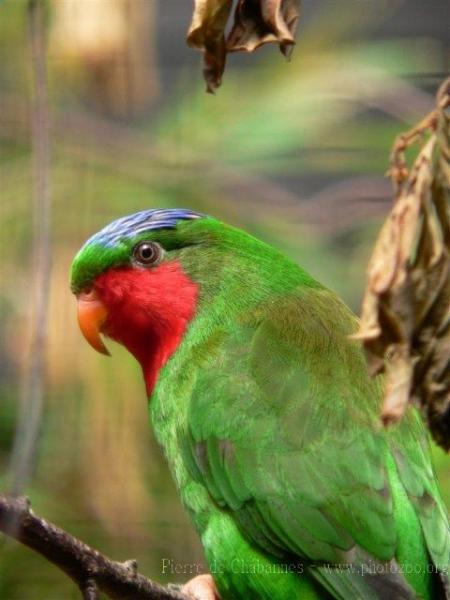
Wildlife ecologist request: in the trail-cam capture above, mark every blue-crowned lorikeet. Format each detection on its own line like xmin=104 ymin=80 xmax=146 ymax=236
xmin=71 ymin=208 xmax=450 ymax=600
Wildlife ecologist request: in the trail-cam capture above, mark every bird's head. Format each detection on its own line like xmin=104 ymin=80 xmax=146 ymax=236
xmin=71 ymin=208 xmax=219 ymax=393
xmin=71 ymin=207 xmax=306 ymax=393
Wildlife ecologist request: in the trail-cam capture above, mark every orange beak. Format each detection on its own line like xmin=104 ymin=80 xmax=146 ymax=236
xmin=76 ymin=289 xmax=110 ymax=356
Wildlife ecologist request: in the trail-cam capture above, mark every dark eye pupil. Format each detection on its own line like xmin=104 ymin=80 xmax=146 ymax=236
xmin=133 ymin=241 xmax=162 ymax=265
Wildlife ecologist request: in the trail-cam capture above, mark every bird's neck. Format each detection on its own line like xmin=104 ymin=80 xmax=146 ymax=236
xmin=96 ymin=261 xmax=199 ymax=396
xmin=134 ymin=318 xmax=193 ymax=396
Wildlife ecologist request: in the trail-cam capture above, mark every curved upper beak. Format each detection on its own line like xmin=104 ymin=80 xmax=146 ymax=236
xmin=76 ymin=289 xmax=110 ymax=356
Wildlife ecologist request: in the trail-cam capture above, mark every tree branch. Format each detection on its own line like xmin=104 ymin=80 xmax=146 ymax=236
xmin=0 ymin=495 xmax=188 ymax=600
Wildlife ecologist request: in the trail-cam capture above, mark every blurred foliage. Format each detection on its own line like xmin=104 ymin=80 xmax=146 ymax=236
xmin=49 ymin=0 xmax=158 ymax=117
xmin=0 ymin=0 xmax=448 ymax=598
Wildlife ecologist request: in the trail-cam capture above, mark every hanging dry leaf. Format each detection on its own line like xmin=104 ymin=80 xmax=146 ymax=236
xmin=355 ymin=77 xmax=450 ymax=450
xmin=187 ymin=0 xmax=234 ymax=93
xmin=187 ymin=0 xmax=301 ymax=92
xmin=227 ymin=0 xmax=300 ymax=57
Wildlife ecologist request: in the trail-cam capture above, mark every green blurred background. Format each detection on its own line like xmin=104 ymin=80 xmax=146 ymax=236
xmin=0 ymin=0 xmax=449 ymax=598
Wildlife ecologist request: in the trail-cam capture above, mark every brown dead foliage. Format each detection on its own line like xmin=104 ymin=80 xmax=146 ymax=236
xmin=355 ymin=78 xmax=450 ymax=450
xmin=187 ymin=0 xmax=301 ymax=92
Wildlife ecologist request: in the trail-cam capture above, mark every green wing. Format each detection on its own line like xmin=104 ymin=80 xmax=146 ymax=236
xmin=182 ymin=287 xmax=449 ymax=599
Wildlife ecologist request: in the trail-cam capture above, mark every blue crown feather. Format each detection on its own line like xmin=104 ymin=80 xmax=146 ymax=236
xmin=83 ymin=208 xmax=205 ymax=249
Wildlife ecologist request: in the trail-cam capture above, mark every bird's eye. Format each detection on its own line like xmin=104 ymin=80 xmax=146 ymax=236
xmin=132 ymin=241 xmax=163 ymax=266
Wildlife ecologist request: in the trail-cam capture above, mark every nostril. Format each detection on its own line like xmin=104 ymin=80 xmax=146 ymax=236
xmin=78 ymin=287 xmax=98 ymax=302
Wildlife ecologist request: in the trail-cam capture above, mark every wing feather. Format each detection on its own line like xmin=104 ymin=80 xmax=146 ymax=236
xmin=182 ymin=288 xmax=449 ymax=598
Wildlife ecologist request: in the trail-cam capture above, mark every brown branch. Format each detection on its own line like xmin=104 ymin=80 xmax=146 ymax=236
xmin=81 ymin=579 xmax=100 ymax=600
xmin=0 ymin=495 xmax=188 ymax=600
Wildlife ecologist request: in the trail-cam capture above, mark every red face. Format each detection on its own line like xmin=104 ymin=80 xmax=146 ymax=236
xmin=76 ymin=260 xmax=198 ymax=394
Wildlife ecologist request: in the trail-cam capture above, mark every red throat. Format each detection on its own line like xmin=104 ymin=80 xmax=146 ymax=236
xmin=94 ymin=261 xmax=198 ymax=395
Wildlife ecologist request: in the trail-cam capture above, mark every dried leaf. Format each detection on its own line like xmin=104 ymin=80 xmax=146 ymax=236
xmin=227 ymin=0 xmax=301 ymax=57
xmin=187 ymin=0 xmax=233 ymax=93
xmin=355 ymin=77 xmax=450 ymax=450
xmin=187 ymin=0 xmax=301 ymax=91
xmin=382 ymin=346 xmax=416 ymax=425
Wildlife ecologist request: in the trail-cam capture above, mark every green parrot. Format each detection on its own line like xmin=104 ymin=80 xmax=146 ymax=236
xmin=71 ymin=208 xmax=449 ymax=600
